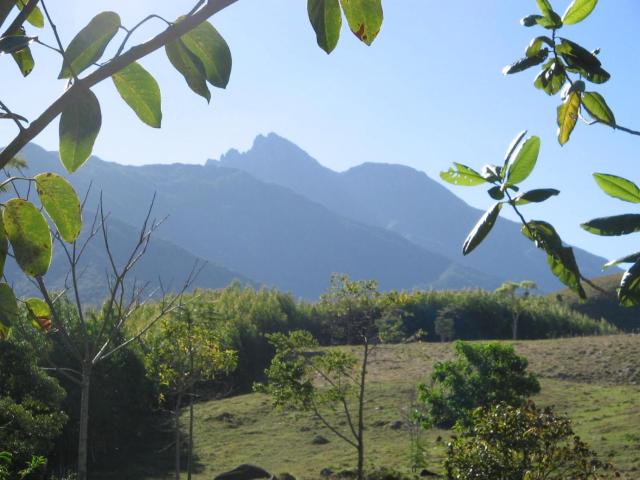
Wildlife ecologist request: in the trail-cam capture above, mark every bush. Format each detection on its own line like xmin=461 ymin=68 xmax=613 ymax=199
xmin=417 ymin=341 xmax=540 ymax=428
xmin=444 ymin=402 xmax=615 ymax=479
xmin=0 ymin=341 xmax=67 ymax=477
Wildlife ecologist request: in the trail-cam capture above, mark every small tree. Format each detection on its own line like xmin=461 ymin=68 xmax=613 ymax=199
xmin=444 ymin=402 xmax=614 ymax=480
xmin=257 ymin=329 xmax=371 ymax=480
xmin=434 ymin=306 xmax=457 ymax=342
xmin=417 ymin=341 xmax=540 ymax=429
xmin=495 ymin=280 xmax=537 ymax=340
xmin=143 ymin=306 xmax=237 ymax=480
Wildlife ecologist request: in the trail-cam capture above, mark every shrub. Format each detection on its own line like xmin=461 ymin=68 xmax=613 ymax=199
xmin=444 ymin=402 xmax=615 ymax=480
xmin=0 ymin=341 xmax=67 ymax=476
xmin=417 ymin=341 xmax=540 ymax=428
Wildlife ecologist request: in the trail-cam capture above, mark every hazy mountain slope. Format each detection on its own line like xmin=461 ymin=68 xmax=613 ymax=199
xmin=18 ymin=144 xmax=497 ymax=298
xmin=3 ymin=214 xmax=252 ymax=303
xmin=214 ymin=133 xmax=607 ymax=291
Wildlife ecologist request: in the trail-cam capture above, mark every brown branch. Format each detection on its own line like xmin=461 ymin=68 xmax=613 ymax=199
xmin=0 ymin=0 xmax=239 ymax=167
xmin=1 ymin=0 xmax=39 ymax=37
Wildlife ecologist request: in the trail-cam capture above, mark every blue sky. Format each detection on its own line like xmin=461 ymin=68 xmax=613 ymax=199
xmin=2 ymin=0 xmax=640 ymax=262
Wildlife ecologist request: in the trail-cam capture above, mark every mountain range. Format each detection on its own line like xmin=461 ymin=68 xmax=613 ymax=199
xmin=10 ymin=134 xmax=608 ymax=300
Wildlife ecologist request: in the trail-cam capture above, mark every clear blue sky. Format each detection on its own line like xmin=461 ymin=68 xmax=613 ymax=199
xmin=2 ymin=1 xmax=640 ymax=262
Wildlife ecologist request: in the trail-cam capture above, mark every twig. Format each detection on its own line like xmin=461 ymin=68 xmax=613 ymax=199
xmin=0 ymin=0 xmax=239 ymax=167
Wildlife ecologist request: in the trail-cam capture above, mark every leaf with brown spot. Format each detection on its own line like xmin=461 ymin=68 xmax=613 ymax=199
xmin=339 ymin=0 xmax=383 ymax=46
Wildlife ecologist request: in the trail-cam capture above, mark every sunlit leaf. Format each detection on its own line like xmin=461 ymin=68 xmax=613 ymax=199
xmin=15 ymin=0 xmax=44 ymax=28
xmin=165 ymin=38 xmax=210 ymax=102
xmin=512 ymin=188 xmax=560 ymax=205
xmin=604 ymin=251 xmax=640 ymax=270
xmin=180 ymin=20 xmax=232 ymax=89
xmin=581 ymin=214 xmax=640 ymax=236
xmin=581 ymin=92 xmax=615 ymax=125
xmin=504 ymin=136 xmax=540 ymax=185
xmin=2 ymin=199 xmax=52 ymax=277
xmin=462 ymin=202 xmax=502 ymax=255
xmin=0 ymin=216 xmax=7 ymax=277
xmin=521 ymin=220 xmax=585 ymax=298
xmin=0 ymin=283 xmax=18 ymax=338
xmin=12 ymin=44 xmax=34 ymax=76
xmin=503 ymin=130 xmax=527 ymax=166
xmin=440 ymin=163 xmax=487 ymax=186
xmin=592 ymin=173 xmax=640 ymax=204
xmin=308 ymin=0 xmax=342 ymax=54
xmin=502 ymin=49 xmax=549 ymax=75
xmin=562 ymin=0 xmax=598 ymax=25
xmin=58 ymin=11 xmax=120 ymax=79
xmin=525 ymin=36 xmax=554 ymax=58
xmin=25 ymin=297 xmax=52 ymax=332
xmin=112 ymin=62 xmax=162 ymax=128
xmin=35 ymin=172 xmax=82 ymax=242
xmin=339 ymin=0 xmax=383 ymax=46
xmin=619 ymin=259 xmax=640 ymax=307
xmin=534 ymin=60 xmax=566 ymax=95
xmin=59 ymin=86 xmax=102 ymax=173
xmin=556 ymin=91 xmax=580 ymax=145
xmin=558 ymin=38 xmax=609 ymax=84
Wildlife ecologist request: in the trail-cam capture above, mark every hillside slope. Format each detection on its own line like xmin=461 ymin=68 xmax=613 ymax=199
xmin=18 ymin=144 xmax=498 ymax=298
xmin=214 ymin=133 xmax=608 ymax=291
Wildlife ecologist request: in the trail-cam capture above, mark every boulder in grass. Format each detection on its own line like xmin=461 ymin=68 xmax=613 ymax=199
xmin=214 ymin=464 xmax=271 ymax=480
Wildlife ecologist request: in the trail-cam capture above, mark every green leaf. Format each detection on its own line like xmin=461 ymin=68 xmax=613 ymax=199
xmin=558 ymin=38 xmax=609 ymax=84
xmin=521 ymin=220 xmax=585 ymax=298
xmin=512 ymin=188 xmax=560 ymax=205
xmin=503 ymin=130 xmax=527 ymax=166
xmin=536 ymin=0 xmax=555 ymax=17
xmin=481 ymin=164 xmax=502 ymax=182
xmin=488 ymin=186 xmax=504 ymax=200
xmin=462 ymin=202 xmax=502 ymax=255
xmin=0 ymin=35 xmax=34 ymax=54
xmin=0 ymin=283 xmax=18 ymax=335
xmin=504 ymin=136 xmax=540 ymax=185
xmin=165 ymin=38 xmax=211 ymax=102
xmin=534 ymin=60 xmax=566 ymax=95
xmin=502 ymin=49 xmax=549 ymax=75
xmin=440 ymin=163 xmax=487 ymax=186
xmin=35 ymin=173 xmax=82 ymax=242
xmin=525 ymin=36 xmax=554 ymax=57
xmin=521 ymin=14 xmax=543 ymax=27
xmin=12 ymin=44 xmax=34 ymax=76
xmin=59 ymin=86 xmax=102 ymax=173
xmin=112 ymin=62 xmax=162 ymax=128
xmin=339 ymin=0 xmax=383 ymax=46
xmin=535 ymin=12 xmax=563 ymax=29
xmin=593 ymin=173 xmax=640 ymax=204
xmin=562 ymin=0 xmax=598 ymax=25
xmin=2 ymin=199 xmax=52 ymax=277
xmin=180 ymin=20 xmax=232 ymax=89
xmin=581 ymin=214 xmax=640 ymax=236
xmin=58 ymin=11 xmax=120 ymax=79
xmin=604 ymin=251 xmax=640 ymax=270
xmin=15 ymin=0 xmax=44 ymax=28
xmin=0 ymin=216 xmax=7 ymax=277
xmin=581 ymin=92 xmax=615 ymax=125
xmin=619 ymin=259 xmax=640 ymax=307
xmin=308 ymin=0 xmax=342 ymax=54
xmin=25 ymin=298 xmax=52 ymax=332
xmin=556 ymin=91 xmax=580 ymax=145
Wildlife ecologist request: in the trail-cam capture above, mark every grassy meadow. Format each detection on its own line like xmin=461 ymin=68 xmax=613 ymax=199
xmin=112 ymin=334 xmax=640 ymax=480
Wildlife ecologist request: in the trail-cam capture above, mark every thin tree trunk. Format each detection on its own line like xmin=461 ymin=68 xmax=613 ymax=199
xmin=513 ymin=313 xmax=519 ymax=340
xmin=175 ymin=392 xmax=183 ymax=480
xmin=77 ymin=364 xmax=91 ymax=480
xmin=356 ymin=339 xmax=369 ymax=480
xmin=187 ymin=390 xmax=194 ymax=480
